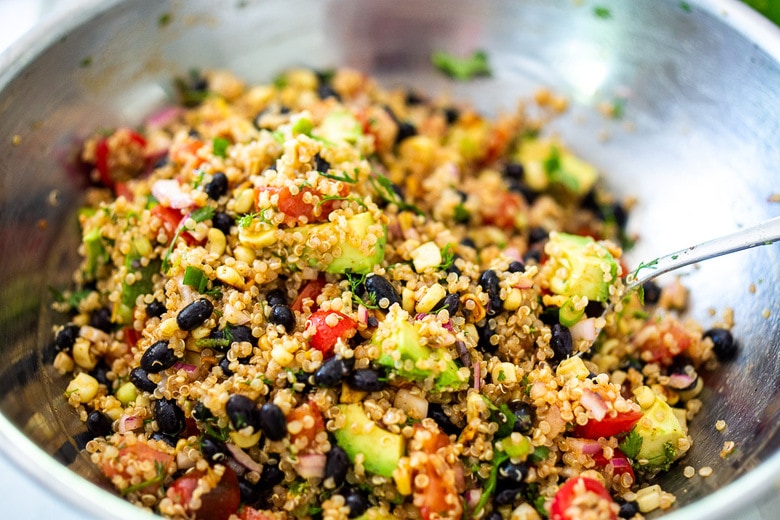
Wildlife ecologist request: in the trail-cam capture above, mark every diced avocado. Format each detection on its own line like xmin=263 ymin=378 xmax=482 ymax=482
xmin=317 ymin=108 xmax=362 ymax=144
xmin=374 ymin=318 xmax=467 ymax=391
xmin=516 ymin=137 xmax=598 ymax=196
xmin=323 ymin=212 xmax=386 ymax=274
xmin=632 ymin=388 xmax=685 ymax=469
xmin=83 ymin=227 xmax=108 ymax=280
xmin=558 ymin=296 xmax=585 ymax=327
xmin=546 ymin=232 xmax=618 ymax=303
xmin=334 ymin=404 xmax=405 ymax=478
xmin=354 ymin=508 xmax=397 ymax=520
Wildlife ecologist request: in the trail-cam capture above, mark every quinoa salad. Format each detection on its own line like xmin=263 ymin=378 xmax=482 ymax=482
xmin=49 ymin=68 xmax=739 ymax=520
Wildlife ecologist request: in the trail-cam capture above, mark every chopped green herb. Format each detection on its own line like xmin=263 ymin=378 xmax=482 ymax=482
xmin=237 ymin=208 xmax=271 ymax=229
xmin=175 ymin=69 xmax=209 ymax=107
xmin=183 ymin=266 xmax=209 ymax=293
xmin=497 ymin=370 xmax=507 ymax=382
xmin=594 ymin=6 xmax=612 ymax=19
xmin=661 ymin=441 xmax=677 ymax=471
xmin=158 ymin=12 xmax=172 ymax=27
xmin=212 ymin=137 xmax=230 ymax=158
xmin=190 ymin=205 xmax=215 ymax=223
xmin=436 ymin=243 xmax=456 ymax=272
xmin=472 ymin=449 xmax=510 ymax=516
xmin=679 ymin=2 xmax=691 ymax=12
xmin=431 ymin=50 xmax=492 ymax=80
xmin=318 ymin=170 xmax=358 ymax=183
xmin=528 ymin=445 xmax=550 ymax=463
xmin=121 ymin=460 xmax=166 ymax=496
xmin=482 ymin=396 xmax=516 ymax=438
xmin=619 ymin=428 xmax=643 ymax=459
xmin=317 ymin=194 xmax=367 ymax=210
xmin=292 ymin=117 xmax=314 ymax=136
xmin=453 ymin=202 xmax=470 ymax=223
xmin=80 ymin=56 xmax=92 ymax=68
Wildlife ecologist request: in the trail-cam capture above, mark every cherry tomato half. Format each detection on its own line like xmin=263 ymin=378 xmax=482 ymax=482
xmin=306 ymin=310 xmax=357 ymax=356
xmin=593 ymin=448 xmax=635 ymax=481
xmin=550 ymin=476 xmax=617 ymax=520
xmin=291 ymin=276 xmax=326 ymax=313
xmin=573 ymin=410 xmax=643 ymax=439
xmin=166 ymin=467 xmax=240 ymax=520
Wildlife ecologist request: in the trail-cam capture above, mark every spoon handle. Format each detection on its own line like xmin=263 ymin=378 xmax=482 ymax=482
xmin=625 ymin=215 xmax=780 ymax=292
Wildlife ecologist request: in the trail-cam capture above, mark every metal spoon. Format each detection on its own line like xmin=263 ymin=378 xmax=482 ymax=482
xmin=593 ymin=215 xmax=780 ymax=339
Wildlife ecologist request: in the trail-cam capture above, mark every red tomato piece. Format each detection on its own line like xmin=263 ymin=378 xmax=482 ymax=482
xmin=167 ymin=467 xmax=240 ymax=520
xmin=481 ymin=192 xmax=524 ymax=230
xmin=593 ymin=448 xmax=635 ymax=481
xmin=122 ymin=326 xmax=141 ymax=348
xmin=238 ymin=507 xmax=275 ymax=520
xmin=291 ymin=276 xmax=326 ymax=313
xmin=100 ymin=441 xmax=173 ymax=489
xmin=307 ymin=310 xmax=357 ymax=355
xmin=413 ymin=427 xmax=464 ymax=520
xmin=573 ymin=410 xmax=643 ymax=439
xmin=633 ymin=318 xmax=693 ymax=366
xmin=287 ymin=401 xmax=326 ymax=453
xmin=169 ymin=138 xmax=205 ymax=167
xmin=94 ymin=130 xmax=148 ymax=189
xmin=151 ymin=205 xmax=199 ymax=246
xmin=550 ymin=476 xmax=617 ymax=520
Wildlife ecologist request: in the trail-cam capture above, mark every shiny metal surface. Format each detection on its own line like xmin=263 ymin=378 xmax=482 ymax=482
xmin=0 ymin=0 xmax=778 ymax=518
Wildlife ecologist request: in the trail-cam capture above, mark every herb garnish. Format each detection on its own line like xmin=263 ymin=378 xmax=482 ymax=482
xmin=120 ymin=460 xmax=167 ymax=496
xmin=212 ymin=136 xmax=230 ymax=158
xmin=431 ymin=50 xmax=492 ymax=80
xmin=618 ymin=428 xmax=643 ymax=459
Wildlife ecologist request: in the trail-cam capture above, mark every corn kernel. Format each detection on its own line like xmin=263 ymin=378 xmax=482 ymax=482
xmin=503 ymin=288 xmax=524 ymax=311
xmin=635 ymin=484 xmax=662 ymax=513
xmin=230 ymin=429 xmax=262 ymax=448
xmin=556 ymin=356 xmax=589 ymax=380
xmin=217 ymin=265 xmax=244 ymax=287
xmin=234 ymin=188 xmax=255 ymax=214
xmin=410 ymin=242 xmax=442 ymax=272
xmin=393 ymin=458 xmax=413 ymax=496
xmin=634 ymin=386 xmax=656 ymax=409
xmin=72 ymin=337 xmax=97 ymax=370
xmin=159 ymin=317 xmax=180 ymax=338
xmin=66 ymin=373 xmax=99 ymax=403
xmin=233 ymin=245 xmax=256 ymax=264
xmin=415 ymin=283 xmax=446 ymax=313
xmin=206 ymin=228 xmax=227 ymax=256
xmin=402 ymin=288 xmax=416 ymax=314
xmin=116 ymin=381 xmax=138 ymax=405
xmin=53 ymin=351 xmax=74 ymax=374
xmin=271 ymin=344 xmax=294 ymax=366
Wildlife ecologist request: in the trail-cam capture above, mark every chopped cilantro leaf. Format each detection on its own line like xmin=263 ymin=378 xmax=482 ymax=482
xmin=473 ymin=449 xmax=510 ymax=516
xmin=431 ymin=50 xmax=492 ymax=80
xmin=436 ymin=243 xmax=456 ymax=272
xmin=183 ymin=266 xmax=208 ymax=293
xmin=619 ymin=428 xmax=643 ymax=459
xmin=594 ymin=6 xmax=612 ymax=19
xmin=212 ymin=137 xmax=230 ymax=158
xmin=190 ymin=205 xmax=215 ymax=223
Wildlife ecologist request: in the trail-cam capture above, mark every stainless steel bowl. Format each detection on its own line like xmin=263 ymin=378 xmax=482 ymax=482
xmin=1 ymin=0 xmax=779 ymax=518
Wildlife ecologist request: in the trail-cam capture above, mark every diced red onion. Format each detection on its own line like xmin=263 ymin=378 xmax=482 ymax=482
xmin=513 ymin=277 xmax=534 ymax=289
xmin=568 ymin=437 xmax=604 ymax=455
xmin=357 ymin=305 xmax=368 ymax=325
xmin=118 ymin=414 xmax=143 ymax=434
xmin=441 ymin=320 xmax=453 ymax=332
xmin=667 ymin=372 xmax=697 ymax=390
xmin=152 ymin=179 xmax=193 ymax=209
xmin=580 ymin=389 xmax=608 ymax=421
xmin=569 ymin=318 xmax=598 ymax=342
xmin=225 ymin=443 xmax=263 ymax=473
xmin=504 ymin=247 xmax=522 ymax=262
xmin=295 ymin=453 xmax=327 ymax=479
xmin=145 ymin=106 xmax=183 ymax=129
xmin=455 ymin=340 xmax=472 ymax=367
xmin=173 ymin=362 xmax=199 ymax=380
xmin=414 ymin=313 xmax=429 ymax=321
xmin=225 ymin=456 xmax=247 ymax=478
xmin=465 ymin=488 xmax=482 ymax=509
xmin=473 ymin=363 xmax=481 ymax=392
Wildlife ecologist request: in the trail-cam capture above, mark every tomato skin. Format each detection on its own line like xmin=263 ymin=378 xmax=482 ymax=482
xmin=286 ymin=401 xmax=325 ymax=453
xmin=481 ymin=192 xmax=524 ymax=230
xmin=634 ymin=318 xmax=693 ymax=366
xmin=593 ymin=448 xmax=635 ymax=481
xmin=169 ymin=138 xmax=205 ymax=168
xmin=573 ymin=410 xmax=643 ymax=439
xmin=255 ymin=185 xmax=347 ymax=224
xmin=100 ymin=441 xmax=174 ymax=492
xmin=94 ymin=130 xmax=148 ymax=189
xmin=167 ymin=467 xmax=241 ymax=520
xmin=306 ymin=310 xmax=357 ymax=355
xmin=412 ymin=427 xmax=464 ymax=520
xmin=550 ymin=476 xmax=617 ymax=520
xmin=238 ymin=507 xmax=275 ymax=520
xmin=291 ymin=276 xmax=326 ymax=312
xmin=151 ymin=205 xmax=199 ymax=246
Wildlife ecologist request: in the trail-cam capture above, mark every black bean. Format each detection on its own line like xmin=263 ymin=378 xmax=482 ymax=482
xmin=218 ymin=356 xmax=233 ymax=376
xmin=433 ymin=293 xmax=460 ymax=315
xmin=239 ymin=478 xmax=263 ymax=506
xmin=150 ymin=431 xmax=178 ymax=447
xmin=226 ymin=394 xmax=261 ymax=430
xmin=317 ymin=83 xmax=340 ymax=101
xmin=365 ymin=275 xmax=401 ymax=309
xmin=503 ymin=162 xmax=525 ymax=181
xmin=229 ymin=325 xmax=257 ymax=347
xmin=508 ymin=180 xmax=538 ymax=204
xmin=479 ymin=270 xmax=502 ymax=316
xmin=584 ymin=300 xmax=606 ymax=318
xmin=443 ymin=107 xmax=460 ymax=124
xmin=314 ymin=356 xmax=347 ymax=387
xmin=86 ymin=410 xmax=113 ymax=437
xmin=200 ymin=437 xmax=227 ymax=463
xmin=347 ymin=368 xmax=387 ymax=392
xmin=266 ymin=288 xmax=287 ymax=307
xmin=176 ymin=298 xmax=213 ymax=331
xmin=406 ymin=89 xmax=425 ymax=105
xmin=428 ymin=403 xmax=460 ymax=436
xmin=212 ymin=211 xmax=234 ymax=235
xmin=523 ymin=249 xmax=542 ymax=265
xmin=344 ymin=488 xmax=368 ymax=518
xmin=507 ymin=260 xmax=525 ymax=273
xmin=192 ymin=401 xmax=212 ymax=422
xmin=619 ymin=501 xmax=640 ymax=518
xmin=494 ymin=486 xmax=522 ymax=506
xmin=259 ymin=462 xmax=285 ymax=488
xmin=90 ymin=361 xmax=111 ymax=387
xmin=205 ymin=172 xmax=228 ymax=200
xmin=704 ymin=328 xmax=738 ymax=361
xmin=508 ymin=401 xmax=535 ymax=434
xmin=269 ymin=304 xmax=296 ymax=333
xmin=259 ymin=403 xmax=287 ymax=441
xmin=446 ymin=256 xmax=462 ymax=276
xmin=641 ymin=280 xmax=662 ymax=305
xmin=155 ymin=398 xmax=185 ymax=436
xmin=477 ymin=323 xmax=498 ymax=353
xmin=55 ymin=324 xmax=80 ymax=352
xmin=598 ymin=201 xmax=629 ymax=230
xmin=528 ymin=226 xmax=548 ymax=245
xmin=485 ymin=513 xmax=503 ymax=520
xmin=498 ymin=460 xmax=529 ymax=484
xmin=129 ymin=367 xmax=158 ymax=393
xmin=460 ymin=237 xmax=477 ymax=249
xmin=89 ymin=307 xmax=113 ymax=332
xmin=146 ymin=300 xmax=166 ymax=318
xmin=314 ymin=153 xmax=331 ymax=173
xmin=325 ymin=446 xmax=350 ymax=486
xmin=550 ymin=323 xmax=573 ymax=362
xmin=141 ymin=340 xmax=177 ymax=373
xmin=395 ymin=121 xmax=417 ymax=144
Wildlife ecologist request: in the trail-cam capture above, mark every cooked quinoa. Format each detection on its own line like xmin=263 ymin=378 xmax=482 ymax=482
xmin=50 ymin=68 xmax=738 ymax=520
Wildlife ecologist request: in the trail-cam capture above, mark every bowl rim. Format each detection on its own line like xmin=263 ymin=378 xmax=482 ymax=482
xmin=0 ymin=0 xmax=779 ymax=518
